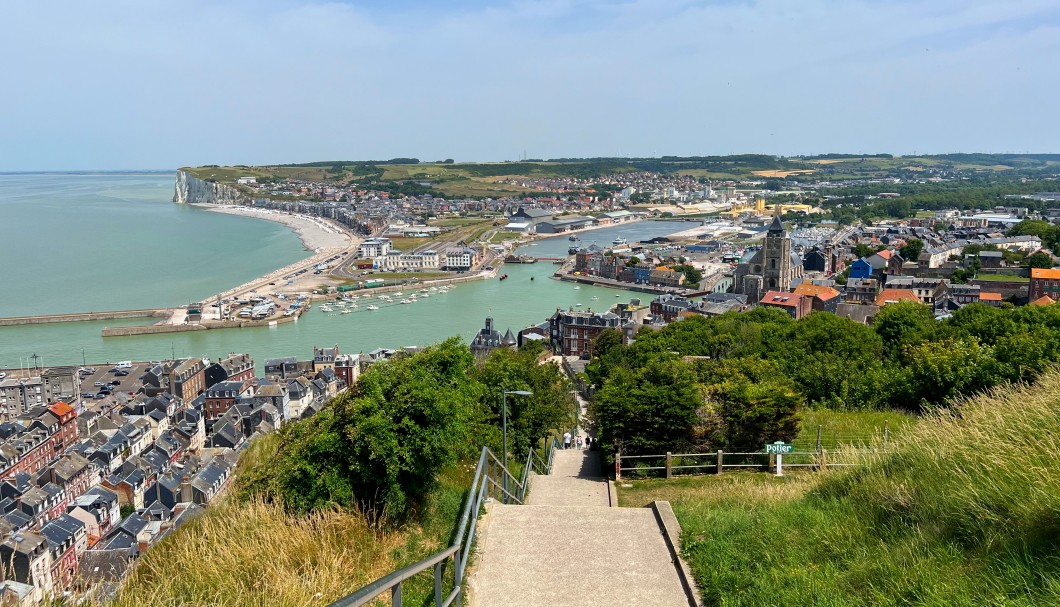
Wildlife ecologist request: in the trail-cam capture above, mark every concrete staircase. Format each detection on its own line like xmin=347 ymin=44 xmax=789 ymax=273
xmin=468 ymin=448 xmax=694 ymax=607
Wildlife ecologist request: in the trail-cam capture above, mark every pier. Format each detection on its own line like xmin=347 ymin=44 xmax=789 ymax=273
xmin=0 ymin=309 xmax=169 ymax=326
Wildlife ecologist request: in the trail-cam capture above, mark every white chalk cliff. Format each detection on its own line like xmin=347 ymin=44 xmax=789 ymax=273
xmin=173 ymin=170 xmax=247 ymax=205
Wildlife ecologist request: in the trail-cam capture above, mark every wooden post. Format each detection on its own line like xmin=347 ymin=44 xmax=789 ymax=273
xmin=615 ymin=450 xmax=622 ymax=480
xmin=816 ymin=425 xmax=823 ymax=454
xmin=716 ymin=450 xmax=723 ymax=474
xmin=665 ymin=452 xmax=672 ymax=479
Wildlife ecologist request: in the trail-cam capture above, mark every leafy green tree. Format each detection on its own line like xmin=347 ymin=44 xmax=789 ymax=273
xmin=592 ymin=358 xmax=701 ymax=455
xmin=475 ymin=348 xmax=576 ymax=458
xmin=701 ymin=358 xmax=801 ymax=451
xmin=674 ymin=264 xmax=703 ymax=285
xmin=903 ymin=338 xmax=996 ymax=409
xmin=1026 ymin=251 xmax=1054 ymax=269
xmin=899 ymin=238 xmax=923 ymax=261
xmin=243 ymin=339 xmax=486 ymax=523
xmin=872 ymin=301 xmax=940 ymax=359
xmin=625 ymin=256 xmax=641 ymax=267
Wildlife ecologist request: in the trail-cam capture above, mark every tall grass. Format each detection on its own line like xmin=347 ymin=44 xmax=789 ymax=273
xmin=109 ymin=434 xmax=474 ymax=607
xmin=621 ymin=371 xmax=1060 ymax=606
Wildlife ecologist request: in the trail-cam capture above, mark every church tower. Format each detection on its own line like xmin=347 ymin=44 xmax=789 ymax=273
xmin=762 ymin=214 xmax=792 ymax=290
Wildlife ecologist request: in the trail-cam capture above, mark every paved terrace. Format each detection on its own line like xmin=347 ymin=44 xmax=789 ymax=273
xmin=469 ymin=447 xmax=693 ymax=607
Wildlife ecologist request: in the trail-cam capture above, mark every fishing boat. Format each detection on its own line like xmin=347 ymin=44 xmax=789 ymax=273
xmin=366 ymin=305 xmax=379 ymax=310
xmin=568 ymin=235 xmax=579 ymax=241
xmin=400 ymin=299 xmax=413 ymax=304
xmin=340 ymin=309 xmax=352 ymax=315
xmin=612 ymin=237 xmax=627 ymax=245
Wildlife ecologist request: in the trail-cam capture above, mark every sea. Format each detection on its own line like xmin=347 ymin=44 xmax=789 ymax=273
xmin=0 ymin=173 xmax=687 ymax=369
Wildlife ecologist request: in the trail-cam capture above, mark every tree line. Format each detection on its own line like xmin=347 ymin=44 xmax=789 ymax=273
xmin=588 ymin=302 xmax=1060 ymax=457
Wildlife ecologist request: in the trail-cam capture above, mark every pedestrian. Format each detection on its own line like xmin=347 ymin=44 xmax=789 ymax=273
xmin=576 ymin=435 xmax=583 ymax=449
xmin=563 ymin=431 xmax=572 ymax=449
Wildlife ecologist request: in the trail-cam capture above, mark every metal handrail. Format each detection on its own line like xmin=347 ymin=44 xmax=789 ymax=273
xmin=327 ymin=442 xmax=546 ymax=607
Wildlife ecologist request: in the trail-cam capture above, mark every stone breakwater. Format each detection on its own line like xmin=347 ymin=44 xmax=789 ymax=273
xmin=173 ymin=170 xmax=247 ymax=205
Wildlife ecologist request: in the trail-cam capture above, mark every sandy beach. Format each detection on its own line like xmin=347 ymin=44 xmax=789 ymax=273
xmin=196 ymin=204 xmax=354 ymax=251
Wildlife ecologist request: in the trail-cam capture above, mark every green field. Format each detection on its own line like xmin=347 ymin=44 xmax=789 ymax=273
xmin=974 ymin=273 xmax=1029 ymax=282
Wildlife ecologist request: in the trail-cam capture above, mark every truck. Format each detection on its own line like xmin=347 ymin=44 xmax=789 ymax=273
xmin=364 ymin=279 xmax=384 ymax=288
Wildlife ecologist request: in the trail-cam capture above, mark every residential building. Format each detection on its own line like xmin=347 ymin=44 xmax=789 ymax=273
xmin=203 ymin=353 xmax=254 ymax=389
xmin=793 ymin=283 xmax=841 ymax=313
xmin=875 ymin=289 xmax=921 ymax=306
xmin=203 ymin=381 xmax=254 ymax=421
xmin=357 ymin=237 xmax=393 ymax=258
xmin=443 ymin=247 xmax=475 ymax=271
xmin=547 ymin=308 xmax=623 ymax=357
xmin=759 ymin=291 xmax=812 ymax=320
xmin=1029 ymin=268 xmax=1060 ymax=301
xmin=167 ymin=358 xmax=206 ymax=402
xmin=470 ymin=317 xmax=517 ymax=356
xmin=313 ymin=345 xmax=340 ymax=371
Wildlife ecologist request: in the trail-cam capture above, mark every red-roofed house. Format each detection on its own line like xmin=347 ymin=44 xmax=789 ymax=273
xmin=875 ymin=289 xmax=921 ymax=306
xmin=759 ymin=291 xmax=812 ymax=320
xmin=1030 ymin=295 xmax=1056 ymax=307
xmin=793 ymin=283 xmax=841 ymax=313
xmin=979 ymin=292 xmax=1003 ymax=307
xmin=1029 ymin=268 xmax=1060 ymax=301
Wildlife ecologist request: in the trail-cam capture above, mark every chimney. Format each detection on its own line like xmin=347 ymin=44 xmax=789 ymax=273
xmin=180 ymin=480 xmax=193 ymax=503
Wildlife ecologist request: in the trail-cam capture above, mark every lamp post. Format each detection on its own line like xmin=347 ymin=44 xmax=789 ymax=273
xmin=501 ymin=390 xmax=532 ymax=503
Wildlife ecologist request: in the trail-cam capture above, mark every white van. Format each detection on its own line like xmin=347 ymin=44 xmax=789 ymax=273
xmin=115 ymin=361 xmax=132 ymax=369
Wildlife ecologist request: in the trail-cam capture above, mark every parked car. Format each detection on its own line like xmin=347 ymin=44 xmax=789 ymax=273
xmin=109 ymin=380 xmax=121 ymax=386
xmin=115 ymin=370 xmax=129 ymax=377
xmin=81 ymin=392 xmax=96 ymax=399
xmin=93 ymin=381 xmax=106 ymax=387
xmin=95 ymin=392 xmax=108 ymax=399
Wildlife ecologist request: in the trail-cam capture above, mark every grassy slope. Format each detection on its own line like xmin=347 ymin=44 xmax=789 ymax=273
xmin=110 ymin=434 xmax=472 ymax=607
xmin=620 ymin=373 xmax=1060 ymax=606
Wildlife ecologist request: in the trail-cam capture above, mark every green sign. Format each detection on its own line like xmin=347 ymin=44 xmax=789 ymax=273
xmin=765 ymin=441 xmax=793 ymax=455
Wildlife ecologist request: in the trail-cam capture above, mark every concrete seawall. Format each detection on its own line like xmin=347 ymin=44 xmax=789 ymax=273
xmin=0 ymin=309 xmax=167 ymax=326
xmin=102 ymin=310 xmax=303 ymax=337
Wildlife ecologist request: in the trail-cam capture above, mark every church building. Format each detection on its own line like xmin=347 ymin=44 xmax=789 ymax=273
xmin=734 ymin=215 xmax=804 ymax=302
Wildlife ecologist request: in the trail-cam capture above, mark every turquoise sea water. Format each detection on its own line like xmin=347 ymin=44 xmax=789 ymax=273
xmin=0 ymin=174 xmax=687 ymax=368
xmin=0 ymin=173 xmax=308 ymax=316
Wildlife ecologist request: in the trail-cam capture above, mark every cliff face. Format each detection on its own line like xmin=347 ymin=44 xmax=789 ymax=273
xmin=173 ymin=170 xmax=248 ymax=205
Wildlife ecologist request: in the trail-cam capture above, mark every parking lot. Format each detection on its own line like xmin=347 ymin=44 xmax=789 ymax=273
xmin=76 ymin=361 xmax=155 ymax=402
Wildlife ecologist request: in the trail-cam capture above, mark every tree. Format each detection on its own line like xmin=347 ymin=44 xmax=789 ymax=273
xmin=674 ymin=264 xmax=703 ymax=285
xmin=1026 ymin=251 xmax=1054 ymax=269
xmin=899 ymin=238 xmax=924 ymax=261
xmin=872 ymin=301 xmax=940 ymax=359
xmin=243 ymin=339 xmax=486 ymax=523
xmin=701 ymin=358 xmax=801 ymax=451
xmin=592 ymin=358 xmax=701 ymax=455
xmin=475 ymin=348 xmax=576 ymax=458
xmin=625 ymin=256 xmax=641 ymax=267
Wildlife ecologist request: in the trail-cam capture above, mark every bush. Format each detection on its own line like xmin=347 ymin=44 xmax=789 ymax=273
xmin=242 ymin=338 xmax=485 ymax=523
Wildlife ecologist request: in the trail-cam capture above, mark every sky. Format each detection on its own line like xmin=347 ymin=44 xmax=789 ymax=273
xmin=1 ymin=0 xmax=1058 ymax=170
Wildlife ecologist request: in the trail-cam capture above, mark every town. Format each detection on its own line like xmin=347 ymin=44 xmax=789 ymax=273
xmin=4 ymin=157 xmax=1060 ymax=603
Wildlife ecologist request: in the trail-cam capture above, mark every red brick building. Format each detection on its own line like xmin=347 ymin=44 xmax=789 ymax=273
xmin=759 ymin=291 xmax=813 ymax=320
xmin=1029 ymin=268 xmax=1060 ymax=301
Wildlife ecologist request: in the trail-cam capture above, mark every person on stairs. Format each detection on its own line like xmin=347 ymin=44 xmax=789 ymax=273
xmin=563 ymin=431 xmax=572 ymax=449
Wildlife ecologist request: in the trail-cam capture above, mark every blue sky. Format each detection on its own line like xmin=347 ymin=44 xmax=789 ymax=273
xmin=1 ymin=0 xmax=1058 ymax=170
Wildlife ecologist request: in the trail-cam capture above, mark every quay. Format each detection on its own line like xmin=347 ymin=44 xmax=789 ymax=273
xmin=553 ymin=271 xmax=707 ymax=297
xmin=0 ymin=309 xmax=169 ymax=326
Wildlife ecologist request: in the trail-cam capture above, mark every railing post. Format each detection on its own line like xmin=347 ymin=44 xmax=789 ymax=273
xmin=816 ymin=424 xmax=822 ymax=454
xmin=434 ymin=562 xmax=443 ymax=607
xmin=665 ymin=452 xmax=672 ymax=479
xmin=615 ymin=449 xmax=622 ymax=480
xmin=716 ymin=450 xmax=723 ymax=475
xmin=392 ymin=581 xmax=403 ymax=607
xmin=454 ymin=546 xmax=463 ymax=604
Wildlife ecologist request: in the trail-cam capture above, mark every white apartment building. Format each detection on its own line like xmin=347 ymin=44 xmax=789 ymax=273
xmin=357 ymin=238 xmax=393 ymax=258
xmin=374 ymin=250 xmax=440 ymax=271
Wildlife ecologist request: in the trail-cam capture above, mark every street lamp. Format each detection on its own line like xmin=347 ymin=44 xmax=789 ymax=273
xmin=501 ymin=390 xmax=532 ymax=503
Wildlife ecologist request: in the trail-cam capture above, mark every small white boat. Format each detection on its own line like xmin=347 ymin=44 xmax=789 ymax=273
xmin=400 ymin=299 xmax=413 ymax=304
xmin=573 ymin=286 xmax=581 ymax=290
xmin=366 ymin=305 xmax=379 ymax=311
xmin=615 ymin=294 xmax=621 ymax=297
xmin=591 ymin=296 xmax=599 ymax=300
xmin=575 ymin=303 xmax=583 ymax=306
xmin=379 ymin=295 xmax=391 ymax=301
xmin=421 ymin=294 xmax=429 ymax=298
xmin=340 ymin=309 xmax=352 ymax=315
xmin=394 ymin=291 xmax=403 ymax=296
